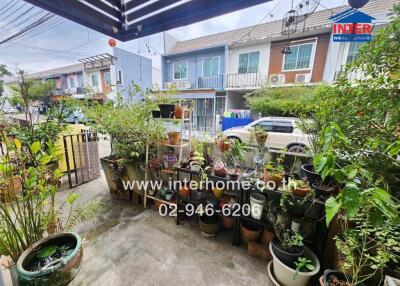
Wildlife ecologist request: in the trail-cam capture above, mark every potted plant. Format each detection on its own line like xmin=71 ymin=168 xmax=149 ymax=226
xmin=84 ymin=89 xmax=164 ymax=197
xmin=219 ymin=198 xmax=236 ymax=229
xmin=264 ymin=161 xmax=285 ymax=187
xmin=0 ymin=137 xmax=101 ymax=286
xmin=288 ymin=179 xmax=312 ymax=198
xmin=270 ymin=226 xmax=304 ymax=268
xmin=189 ymin=151 xmax=204 ymax=172
xmin=199 ymin=214 xmax=220 ymax=237
xmin=312 ymin=181 xmax=336 ymax=199
xmin=251 ymin=127 xmax=268 ymax=146
xmin=174 ymin=105 xmax=189 ymax=119
xmin=240 ymin=220 xmax=262 ymax=244
xmin=301 ymin=164 xmax=322 ymax=185
xmin=17 ymin=232 xmax=83 ymax=286
xmin=269 ymin=245 xmax=320 ymax=286
xmin=167 ymin=131 xmax=181 ymax=145
xmin=249 ymin=193 xmax=266 ymax=220
xmin=213 ymin=160 xmax=226 ymax=177
xmin=216 ymin=133 xmax=232 ymax=153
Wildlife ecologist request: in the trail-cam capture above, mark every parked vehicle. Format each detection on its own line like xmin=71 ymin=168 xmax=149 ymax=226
xmin=223 ymin=117 xmax=310 ymax=153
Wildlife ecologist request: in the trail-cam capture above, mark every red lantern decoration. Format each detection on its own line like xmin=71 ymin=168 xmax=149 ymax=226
xmin=108 ymin=38 xmax=117 ymax=47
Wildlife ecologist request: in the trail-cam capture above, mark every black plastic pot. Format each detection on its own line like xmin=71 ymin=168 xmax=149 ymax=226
xmin=348 ymin=0 xmax=369 ymax=9
xmin=152 ymin=110 xmax=160 ymax=118
xmin=271 ymin=237 xmax=304 ymax=268
xmin=159 ymin=104 xmax=175 ymax=118
xmin=301 ymin=164 xmax=322 ymax=185
xmin=312 ymin=183 xmax=335 ymax=199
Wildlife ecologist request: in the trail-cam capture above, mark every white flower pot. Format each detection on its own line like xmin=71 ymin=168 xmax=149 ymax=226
xmin=269 ymin=243 xmax=320 ymax=286
xmin=250 ymin=193 xmax=266 ymax=220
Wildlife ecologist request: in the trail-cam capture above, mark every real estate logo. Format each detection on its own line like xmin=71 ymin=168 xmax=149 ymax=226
xmin=329 ymin=8 xmax=375 ymax=42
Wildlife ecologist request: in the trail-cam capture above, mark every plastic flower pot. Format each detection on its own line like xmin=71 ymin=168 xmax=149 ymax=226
xmin=159 ymin=104 xmax=175 ymax=118
xmin=250 ymin=193 xmax=266 ymax=220
xmin=300 ymin=164 xmax=321 ymax=185
xmin=269 ymin=243 xmax=320 ymax=286
xmin=190 ymin=162 xmax=201 ymax=172
xmin=312 ymin=183 xmax=336 ymax=199
xmin=319 ymin=269 xmax=364 ymax=286
xmin=17 ymin=232 xmax=83 ymax=286
xmin=271 ymin=237 xmax=304 ymax=268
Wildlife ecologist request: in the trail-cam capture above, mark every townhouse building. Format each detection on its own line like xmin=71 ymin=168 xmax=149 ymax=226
xmin=161 ymin=0 xmax=395 ymax=131
xmin=4 ymin=47 xmax=155 ymax=104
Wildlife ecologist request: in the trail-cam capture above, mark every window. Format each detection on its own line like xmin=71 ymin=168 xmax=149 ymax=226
xmin=256 ymin=121 xmax=273 ymax=132
xmin=238 ymin=52 xmax=259 ymax=74
xmin=173 ymin=61 xmax=188 ymax=80
xmin=273 ymin=121 xmax=294 ymax=133
xmin=283 ymin=43 xmax=314 ymax=71
xmin=69 ymin=78 xmax=76 ymax=89
xmin=202 ymin=57 xmax=220 ymax=77
xmin=346 ymin=42 xmax=363 ymax=64
xmin=91 ymin=74 xmax=99 ymax=87
xmin=104 ymin=71 xmax=111 ymax=86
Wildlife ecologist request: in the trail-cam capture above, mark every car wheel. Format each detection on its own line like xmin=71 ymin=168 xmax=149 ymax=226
xmin=227 ymin=137 xmax=241 ymax=143
xmin=287 ymin=145 xmax=307 ymax=153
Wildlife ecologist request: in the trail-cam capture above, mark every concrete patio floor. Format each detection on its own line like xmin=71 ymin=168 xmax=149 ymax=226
xmin=58 ymin=174 xmax=273 ymax=286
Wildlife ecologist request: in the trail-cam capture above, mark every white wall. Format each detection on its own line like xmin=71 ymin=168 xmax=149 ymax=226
xmin=152 ymin=67 xmax=161 ymax=86
xmin=227 ymin=41 xmax=271 ymax=77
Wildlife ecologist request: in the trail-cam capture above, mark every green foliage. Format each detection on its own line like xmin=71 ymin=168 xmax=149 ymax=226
xmin=245 ymin=85 xmax=318 ymax=116
xmin=36 ymin=245 xmax=58 ymax=259
xmin=83 ymin=88 xmax=165 ymax=160
xmin=293 ymin=257 xmax=315 ymax=280
xmin=64 ymin=199 xmax=104 ymax=231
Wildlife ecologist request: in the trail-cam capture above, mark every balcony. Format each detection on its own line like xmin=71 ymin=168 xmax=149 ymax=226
xmin=197 ymin=75 xmax=224 ymax=89
xmin=225 ymin=73 xmax=262 ymax=89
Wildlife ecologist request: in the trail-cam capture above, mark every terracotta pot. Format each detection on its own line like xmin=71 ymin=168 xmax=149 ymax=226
xmin=179 ymin=186 xmax=190 ymax=197
xmin=263 ymin=170 xmax=284 ymax=187
xmin=261 ymin=227 xmax=275 ymax=245
xmin=255 ymin=132 xmax=268 ymax=146
xmin=167 ymin=132 xmax=181 ymax=145
xmin=248 ymin=241 xmax=271 ymax=260
xmin=292 ymin=187 xmax=311 ymax=198
xmin=155 ymin=200 xmax=163 ymax=211
xmin=216 ymin=138 xmax=231 ymax=153
xmin=174 ymin=106 xmax=188 ymax=119
xmin=219 ymin=214 xmax=235 ymax=229
xmin=240 ymin=222 xmax=262 ymax=244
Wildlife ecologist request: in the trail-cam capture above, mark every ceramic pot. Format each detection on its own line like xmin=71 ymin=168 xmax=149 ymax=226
xmin=212 ymin=187 xmax=224 ymax=199
xmin=240 ymin=221 xmax=262 ymax=244
xmin=190 ymin=162 xmax=201 ymax=173
xmin=17 ymin=233 xmax=83 ymax=286
xmin=167 ymin=132 xmax=181 ymax=146
xmin=219 ymin=214 xmax=234 ymax=229
xmin=159 ymin=104 xmax=175 ymax=118
xmin=250 ymin=193 xmax=266 ymax=220
xmin=216 ymin=138 xmax=231 ymax=153
xmin=320 ymin=270 xmax=362 ymax=286
xmin=179 ymin=187 xmax=190 ymax=197
xmin=174 ymin=106 xmax=188 ymax=119
xmin=263 ymin=170 xmax=284 ymax=188
xmin=255 ymin=132 xmax=268 ymax=146
xmin=248 ymin=241 xmax=271 ymax=260
xmin=292 ymin=187 xmax=311 ymax=198
xmin=269 ymin=243 xmax=320 ymax=286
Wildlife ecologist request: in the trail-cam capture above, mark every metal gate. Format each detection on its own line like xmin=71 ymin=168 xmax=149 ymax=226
xmin=63 ymin=131 xmax=101 ymax=188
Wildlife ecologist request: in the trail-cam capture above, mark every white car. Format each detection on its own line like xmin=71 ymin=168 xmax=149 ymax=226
xmin=223 ymin=117 xmax=310 ymax=153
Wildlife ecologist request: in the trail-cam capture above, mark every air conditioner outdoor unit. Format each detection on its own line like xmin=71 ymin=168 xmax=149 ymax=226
xmin=175 ymin=81 xmax=191 ymax=89
xmin=295 ymin=73 xmax=311 ymax=84
xmin=269 ymin=74 xmax=285 ymax=85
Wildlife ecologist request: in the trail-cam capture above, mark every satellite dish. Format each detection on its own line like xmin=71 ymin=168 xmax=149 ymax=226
xmin=293 ymin=0 xmax=321 ymax=24
xmin=282 ymin=9 xmax=299 ymax=35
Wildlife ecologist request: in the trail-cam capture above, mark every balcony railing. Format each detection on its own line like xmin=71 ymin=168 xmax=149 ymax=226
xmin=226 ymin=73 xmax=261 ymax=88
xmin=197 ymin=75 xmax=224 ymax=89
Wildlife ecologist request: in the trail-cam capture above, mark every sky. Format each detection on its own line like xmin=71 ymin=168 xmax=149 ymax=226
xmin=0 ymin=0 xmax=349 ymax=73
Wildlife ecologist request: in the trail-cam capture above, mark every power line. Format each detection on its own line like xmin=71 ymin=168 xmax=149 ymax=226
xmin=0 ymin=2 xmax=29 ymax=24
xmin=0 ymin=0 xmax=16 ymax=14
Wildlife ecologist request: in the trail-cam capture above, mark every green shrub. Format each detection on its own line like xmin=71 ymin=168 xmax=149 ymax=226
xmin=245 ymin=85 xmax=319 ymax=117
